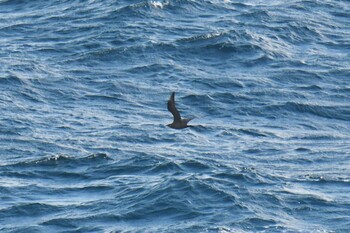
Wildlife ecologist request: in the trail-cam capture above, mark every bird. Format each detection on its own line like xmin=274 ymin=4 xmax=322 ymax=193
xmin=167 ymin=92 xmax=194 ymax=129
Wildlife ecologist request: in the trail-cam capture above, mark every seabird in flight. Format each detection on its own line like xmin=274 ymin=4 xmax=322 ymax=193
xmin=167 ymin=92 xmax=194 ymax=129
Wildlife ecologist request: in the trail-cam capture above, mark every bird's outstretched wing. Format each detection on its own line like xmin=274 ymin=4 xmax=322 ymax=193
xmin=167 ymin=92 xmax=181 ymax=123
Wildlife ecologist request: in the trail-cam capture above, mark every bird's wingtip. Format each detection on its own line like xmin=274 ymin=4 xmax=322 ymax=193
xmin=169 ymin=92 xmax=175 ymax=101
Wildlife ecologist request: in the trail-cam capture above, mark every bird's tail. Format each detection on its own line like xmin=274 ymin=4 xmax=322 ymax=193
xmin=183 ymin=117 xmax=195 ymax=125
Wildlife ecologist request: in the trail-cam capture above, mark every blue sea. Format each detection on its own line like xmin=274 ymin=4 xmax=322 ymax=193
xmin=1 ymin=0 xmax=350 ymax=232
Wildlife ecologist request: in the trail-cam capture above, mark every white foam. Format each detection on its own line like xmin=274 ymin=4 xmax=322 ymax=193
xmin=283 ymin=184 xmax=333 ymax=202
xmin=150 ymin=1 xmax=169 ymax=9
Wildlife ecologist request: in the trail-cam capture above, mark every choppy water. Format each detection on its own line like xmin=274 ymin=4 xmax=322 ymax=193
xmin=1 ymin=0 xmax=350 ymax=232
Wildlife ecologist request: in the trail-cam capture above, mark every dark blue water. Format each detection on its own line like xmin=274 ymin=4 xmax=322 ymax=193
xmin=1 ymin=0 xmax=350 ymax=232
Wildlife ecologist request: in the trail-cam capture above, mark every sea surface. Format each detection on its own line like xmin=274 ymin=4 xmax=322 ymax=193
xmin=1 ymin=0 xmax=350 ymax=232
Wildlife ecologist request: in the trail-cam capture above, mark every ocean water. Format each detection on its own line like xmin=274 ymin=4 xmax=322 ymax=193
xmin=1 ymin=0 xmax=350 ymax=232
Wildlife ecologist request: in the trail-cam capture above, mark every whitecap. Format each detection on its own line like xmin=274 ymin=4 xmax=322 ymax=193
xmin=150 ymin=1 xmax=169 ymax=9
xmin=283 ymin=184 xmax=333 ymax=202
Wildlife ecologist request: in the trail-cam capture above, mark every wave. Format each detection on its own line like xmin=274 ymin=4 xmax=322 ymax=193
xmin=1 ymin=202 xmax=62 ymax=216
xmin=265 ymin=101 xmax=350 ymax=121
xmin=2 ymin=153 xmax=111 ymax=170
xmin=0 ymin=74 xmax=27 ymax=85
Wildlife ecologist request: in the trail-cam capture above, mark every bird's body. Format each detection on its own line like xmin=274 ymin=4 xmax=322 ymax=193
xmin=167 ymin=92 xmax=194 ymax=129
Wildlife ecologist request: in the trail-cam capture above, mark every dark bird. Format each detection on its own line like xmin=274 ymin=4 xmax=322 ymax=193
xmin=167 ymin=92 xmax=194 ymax=129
